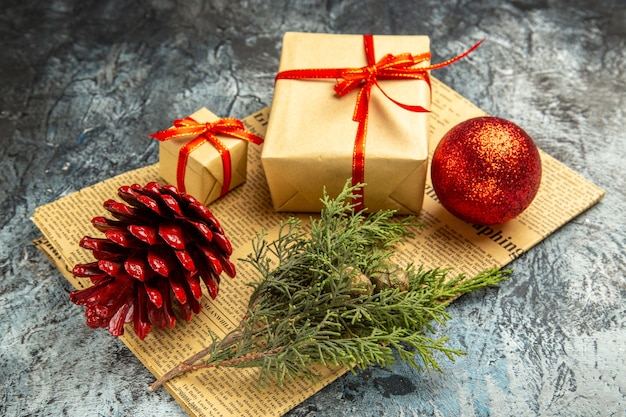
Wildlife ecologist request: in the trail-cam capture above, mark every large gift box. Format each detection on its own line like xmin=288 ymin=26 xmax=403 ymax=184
xmin=262 ymin=32 xmax=432 ymax=214
xmin=154 ymin=108 xmax=263 ymax=206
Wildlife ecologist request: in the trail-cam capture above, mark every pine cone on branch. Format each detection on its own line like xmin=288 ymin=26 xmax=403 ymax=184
xmin=69 ymin=182 xmax=236 ymax=340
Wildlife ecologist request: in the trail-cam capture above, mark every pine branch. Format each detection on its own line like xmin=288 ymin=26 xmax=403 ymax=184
xmin=150 ymin=180 xmax=510 ymax=390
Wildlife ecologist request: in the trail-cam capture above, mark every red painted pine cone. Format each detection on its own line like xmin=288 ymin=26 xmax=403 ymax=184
xmin=69 ymin=182 xmax=236 ymax=340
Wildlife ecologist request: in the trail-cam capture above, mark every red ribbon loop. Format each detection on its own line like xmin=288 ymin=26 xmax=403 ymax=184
xmin=275 ymin=34 xmax=481 ymax=211
xmin=150 ymin=116 xmax=263 ymax=198
xmin=334 ymin=52 xmax=421 ymax=96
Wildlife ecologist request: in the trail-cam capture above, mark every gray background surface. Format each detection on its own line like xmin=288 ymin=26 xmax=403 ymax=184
xmin=1 ymin=1 xmax=625 ymax=416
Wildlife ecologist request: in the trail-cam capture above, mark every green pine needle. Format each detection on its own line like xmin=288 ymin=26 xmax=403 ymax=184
xmin=150 ymin=180 xmax=511 ymax=390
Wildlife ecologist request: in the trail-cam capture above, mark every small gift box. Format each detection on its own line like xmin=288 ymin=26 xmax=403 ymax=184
xmin=151 ymin=108 xmax=263 ymax=206
xmin=262 ymin=32 xmax=434 ymax=214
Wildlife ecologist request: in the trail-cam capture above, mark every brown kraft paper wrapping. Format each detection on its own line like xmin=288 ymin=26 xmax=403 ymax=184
xmin=262 ymin=32 xmax=431 ymax=214
xmin=159 ymin=108 xmax=250 ymax=206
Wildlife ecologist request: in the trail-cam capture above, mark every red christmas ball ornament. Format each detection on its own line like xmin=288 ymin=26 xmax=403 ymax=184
xmin=431 ymin=116 xmax=542 ymax=225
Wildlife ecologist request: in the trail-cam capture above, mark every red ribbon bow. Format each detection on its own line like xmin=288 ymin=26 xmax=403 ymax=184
xmin=275 ymin=34 xmax=482 ymax=211
xmin=150 ymin=117 xmax=264 ymax=197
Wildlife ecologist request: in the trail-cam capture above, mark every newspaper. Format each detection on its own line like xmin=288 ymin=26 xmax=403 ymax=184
xmin=31 ymin=77 xmax=605 ymax=417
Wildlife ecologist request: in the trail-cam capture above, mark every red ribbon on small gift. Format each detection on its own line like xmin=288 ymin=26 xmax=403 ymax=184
xmin=150 ymin=117 xmax=264 ymax=197
xmin=276 ymin=34 xmax=482 ymax=211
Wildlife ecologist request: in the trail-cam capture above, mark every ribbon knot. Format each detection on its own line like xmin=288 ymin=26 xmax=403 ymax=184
xmin=150 ymin=116 xmax=263 ymax=198
xmin=335 ymin=52 xmax=420 ymax=96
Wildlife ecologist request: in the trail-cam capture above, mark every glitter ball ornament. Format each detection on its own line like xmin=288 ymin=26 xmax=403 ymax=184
xmin=431 ymin=116 xmax=542 ymax=225
xmin=69 ymin=182 xmax=236 ymax=339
